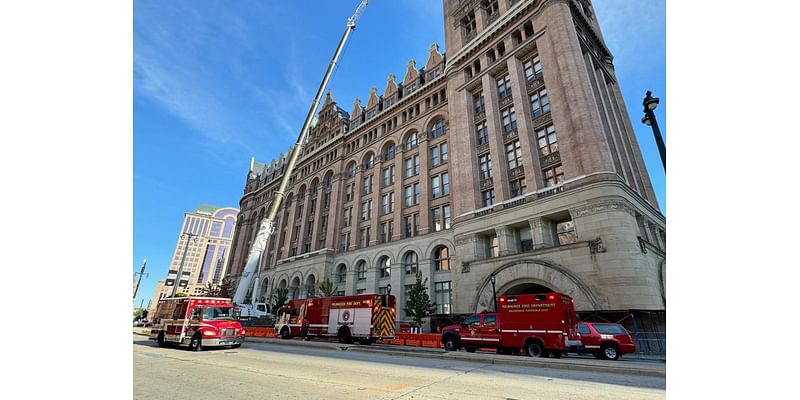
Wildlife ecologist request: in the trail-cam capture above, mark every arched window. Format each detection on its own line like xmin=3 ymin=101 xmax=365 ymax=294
xmin=433 ymin=246 xmax=450 ymax=271
xmin=290 ymin=277 xmax=300 ymax=299
xmin=430 ymin=119 xmax=446 ymax=138
xmin=305 ymin=275 xmax=316 ymax=297
xmin=378 ymin=256 xmax=391 ymax=278
xmin=347 ymin=161 xmax=357 ymax=177
xmin=336 ymin=264 xmax=347 ymax=283
xmin=403 ymin=251 xmax=419 ymax=275
xmin=364 ymin=153 xmax=375 ymax=169
xmin=405 ymin=132 xmax=418 ymax=150
xmin=356 ymin=261 xmax=367 ymax=281
xmin=384 ymin=143 xmax=396 ymax=161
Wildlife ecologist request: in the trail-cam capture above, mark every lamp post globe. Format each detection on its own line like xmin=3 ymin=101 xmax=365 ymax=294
xmin=641 ymin=90 xmax=666 ymax=170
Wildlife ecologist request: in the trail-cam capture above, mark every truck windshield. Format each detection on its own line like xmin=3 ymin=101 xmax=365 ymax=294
xmin=202 ymin=307 xmax=236 ymax=321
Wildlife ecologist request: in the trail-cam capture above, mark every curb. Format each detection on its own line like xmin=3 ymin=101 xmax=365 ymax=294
xmin=242 ymin=336 xmax=665 ymax=378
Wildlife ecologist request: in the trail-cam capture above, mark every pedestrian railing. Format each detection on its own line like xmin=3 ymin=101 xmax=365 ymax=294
xmin=629 ymin=331 xmax=666 ymax=355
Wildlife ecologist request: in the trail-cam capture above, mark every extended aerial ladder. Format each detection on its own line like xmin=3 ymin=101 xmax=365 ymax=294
xmin=233 ymin=0 xmax=369 ymax=318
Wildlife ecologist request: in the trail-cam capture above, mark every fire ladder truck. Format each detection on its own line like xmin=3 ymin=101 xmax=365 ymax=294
xmin=232 ymin=0 xmax=370 ymax=320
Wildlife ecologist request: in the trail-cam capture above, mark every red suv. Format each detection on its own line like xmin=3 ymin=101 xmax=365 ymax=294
xmin=576 ymin=322 xmax=636 ymax=360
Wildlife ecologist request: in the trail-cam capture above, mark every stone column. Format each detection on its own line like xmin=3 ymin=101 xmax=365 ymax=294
xmin=482 ymin=71 xmax=510 ymax=202
xmin=325 ymin=173 xmax=344 ymax=251
xmin=495 ymin=225 xmax=517 ymax=257
xmin=507 ymin=52 xmax=544 ymax=191
xmin=529 ymin=217 xmax=555 ymax=249
xmin=349 ymin=167 xmax=364 ymax=252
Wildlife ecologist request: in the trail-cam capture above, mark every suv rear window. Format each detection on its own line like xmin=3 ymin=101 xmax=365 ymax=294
xmin=593 ymin=324 xmax=627 ymax=335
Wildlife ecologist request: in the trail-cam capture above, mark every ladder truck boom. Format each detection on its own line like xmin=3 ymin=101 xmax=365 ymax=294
xmin=233 ymin=0 xmax=369 ymax=318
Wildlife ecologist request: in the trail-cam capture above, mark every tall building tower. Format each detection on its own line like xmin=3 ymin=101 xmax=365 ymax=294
xmin=227 ymin=0 xmax=664 ymax=345
xmin=147 ymin=205 xmax=239 ymax=316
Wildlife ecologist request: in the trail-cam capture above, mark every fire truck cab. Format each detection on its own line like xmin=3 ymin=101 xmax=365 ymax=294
xmin=148 ymin=296 xmax=245 ymax=351
xmin=274 ymin=294 xmax=396 ymax=345
xmin=440 ymin=293 xmax=581 ymax=357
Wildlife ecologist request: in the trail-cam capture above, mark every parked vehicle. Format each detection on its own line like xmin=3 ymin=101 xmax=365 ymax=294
xmin=274 ymin=294 xmax=396 ymax=345
xmin=148 ymin=296 xmax=245 ymax=350
xmin=440 ymin=293 xmax=581 ymax=357
xmin=575 ymin=322 xmax=636 ymax=360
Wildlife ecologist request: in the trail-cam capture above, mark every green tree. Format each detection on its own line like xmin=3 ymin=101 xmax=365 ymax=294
xmin=174 ymin=292 xmax=189 ymax=298
xmin=133 ymin=308 xmax=145 ymax=319
xmin=218 ymin=277 xmax=236 ymax=299
xmin=200 ymin=282 xmax=222 ymax=297
xmin=404 ymin=272 xmax=437 ymax=329
xmin=271 ymin=287 xmax=289 ymax=312
xmin=318 ymin=277 xmax=335 ymax=297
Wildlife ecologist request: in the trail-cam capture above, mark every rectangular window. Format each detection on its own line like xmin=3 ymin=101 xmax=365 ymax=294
xmin=476 ymin=122 xmax=489 ymax=145
xmin=441 ymin=142 xmax=448 ymax=164
xmin=343 ymin=207 xmax=352 ymax=227
xmin=496 ymin=75 xmax=512 ymax=100
xmin=432 ymin=207 xmax=442 ymax=232
xmin=381 ymin=192 xmax=394 ymax=214
xmin=404 ymin=185 xmax=413 ymax=207
xmin=479 ymin=154 xmax=492 ymax=180
xmin=501 ymin=106 xmax=517 ymax=133
xmin=356 ymin=288 xmax=366 ymax=294
xmin=360 ymin=227 xmax=370 ymax=248
xmin=442 ymin=172 xmax=449 ymax=196
xmin=362 ymin=175 xmax=373 ymax=194
xmin=537 ymin=124 xmax=558 ymax=156
xmin=340 ymin=232 xmax=350 ymax=252
xmin=510 ymin=178 xmax=526 ymax=197
xmin=473 ymin=93 xmax=485 ymax=114
xmin=404 ymin=214 xmax=420 ymax=238
xmin=414 ymin=182 xmax=420 ymax=205
xmin=431 ymin=146 xmax=440 ymax=167
xmin=383 ymin=165 xmax=395 ymax=186
xmin=506 ymin=140 xmax=522 ymax=170
xmin=360 ymin=200 xmax=372 ymax=221
xmin=524 ymin=55 xmax=543 ymax=81
xmin=380 ymin=221 xmax=393 ymax=243
xmin=487 ymin=235 xmax=499 ymax=257
xmin=482 ymin=189 xmax=495 ymax=207
xmin=434 ymin=282 xmax=452 ymax=314
xmin=443 ymin=205 xmax=451 ymax=229
xmin=557 ymin=220 xmax=577 ymax=245
xmin=405 ymin=155 xmax=420 ymax=178
xmin=530 ymin=88 xmax=550 ymax=118
xmin=543 ymin=164 xmax=565 ymax=187
xmin=431 ymin=175 xmax=441 ymax=199
xmin=345 ymin=183 xmax=355 ymax=202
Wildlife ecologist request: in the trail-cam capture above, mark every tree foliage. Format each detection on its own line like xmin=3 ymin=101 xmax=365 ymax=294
xmin=271 ymin=287 xmax=289 ymax=312
xmin=318 ymin=277 xmax=335 ymax=297
xmin=174 ymin=292 xmax=189 ymax=298
xmin=198 ymin=277 xmax=237 ymax=299
xmin=404 ymin=272 xmax=437 ymax=328
xmin=200 ymin=282 xmax=222 ymax=297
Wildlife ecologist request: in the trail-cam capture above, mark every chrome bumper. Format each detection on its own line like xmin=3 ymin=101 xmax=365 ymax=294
xmin=201 ymin=337 xmax=244 ymax=347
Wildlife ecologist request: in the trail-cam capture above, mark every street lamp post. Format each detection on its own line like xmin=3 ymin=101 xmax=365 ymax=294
xmin=490 ymin=274 xmax=498 ymax=312
xmin=641 ymin=90 xmax=666 ymax=170
xmin=386 ymin=283 xmax=392 ymax=298
xmin=171 ymin=232 xmax=198 ymax=297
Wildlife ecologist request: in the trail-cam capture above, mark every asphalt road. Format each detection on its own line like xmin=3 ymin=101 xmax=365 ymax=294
xmin=134 ymin=335 xmax=664 ymax=399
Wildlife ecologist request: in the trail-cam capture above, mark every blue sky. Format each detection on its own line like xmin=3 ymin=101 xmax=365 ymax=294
xmin=133 ymin=0 xmax=666 ymax=308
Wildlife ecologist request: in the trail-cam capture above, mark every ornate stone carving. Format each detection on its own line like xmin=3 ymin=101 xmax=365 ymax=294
xmin=588 ymin=237 xmax=606 ymax=254
xmin=460 ymin=261 xmax=470 ymax=273
xmin=570 ymin=199 xmax=637 ymax=219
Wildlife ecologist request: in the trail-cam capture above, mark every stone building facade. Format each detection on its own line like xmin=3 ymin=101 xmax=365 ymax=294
xmin=226 ymin=0 xmax=665 ymax=338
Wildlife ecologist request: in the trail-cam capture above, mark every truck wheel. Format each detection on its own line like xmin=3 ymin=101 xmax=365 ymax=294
xmin=280 ymin=327 xmax=291 ymax=340
xmin=464 ymin=346 xmax=477 ymax=353
xmin=601 ymin=344 xmax=619 ymax=360
xmin=443 ymin=336 xmax=460 ymax=352
xmin=525 ymin=341 xmax=544 ymax=358
xmin=157 ymin=332 xmax=166 ymax=347
xmin=189 ymin=334 xmax=203 ymax=351
xmin=338 ymin=327 xmax=352 ymax=344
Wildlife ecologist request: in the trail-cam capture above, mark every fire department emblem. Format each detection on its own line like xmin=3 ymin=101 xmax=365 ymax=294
xmin=342 ymin=310 xmax=351 ymax=322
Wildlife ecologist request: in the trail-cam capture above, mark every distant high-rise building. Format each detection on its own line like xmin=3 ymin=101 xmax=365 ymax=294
xmin=227 ymin=0 xmax=665 ymax=346
xmin=147 ymin=205 xmax=239 ymax=317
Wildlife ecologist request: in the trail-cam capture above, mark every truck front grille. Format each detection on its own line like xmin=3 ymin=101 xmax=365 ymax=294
xmin=221 ymin=328 xmax=236 ymax=337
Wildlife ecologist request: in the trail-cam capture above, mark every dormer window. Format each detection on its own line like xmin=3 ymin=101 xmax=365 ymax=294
xmin=406 ymin=83 xmax=417 ymax=94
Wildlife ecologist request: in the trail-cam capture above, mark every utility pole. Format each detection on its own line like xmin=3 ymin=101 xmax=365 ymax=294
xmin=171 ymin=233 xmax=199 ymax=297
xmin=133 ymin=258 xmax=148 ymax=300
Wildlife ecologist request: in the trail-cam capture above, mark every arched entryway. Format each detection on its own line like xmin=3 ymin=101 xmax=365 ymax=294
xmin=473 ymin=259 xmax=605 ymax=313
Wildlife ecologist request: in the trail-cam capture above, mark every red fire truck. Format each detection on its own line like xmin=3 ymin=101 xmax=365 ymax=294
xmin=148 ymin=296 xmax=245 ymax=351
xmin=274 ymin=294 xmax=396 ymax=345
xmin=440 ymin=293 xmax=581 ymax=357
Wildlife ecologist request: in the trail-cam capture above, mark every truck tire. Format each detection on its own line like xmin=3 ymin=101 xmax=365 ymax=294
xmin=338 ymin=327 xmax=352 ymax=344
xmin=280 ymin=326 xmax=291 ymax=340
xmin=601 ymin=344 xmax=619 ymax=360
xmin=189 ymin=334 xmax=203 ymax=352
xmin=157 ymin=332 xmax=166 ymax=347
xmin=464 ymin=346 xmax=477 ymax=353
xmin=525 ymin=341 xmax=544 ymax=358
xmin=442 ymin=335 xmax=460 ymax=352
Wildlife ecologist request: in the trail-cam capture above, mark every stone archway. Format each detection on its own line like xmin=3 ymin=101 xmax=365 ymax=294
xmin=473 ymin=259 xmax=605 ymax=313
